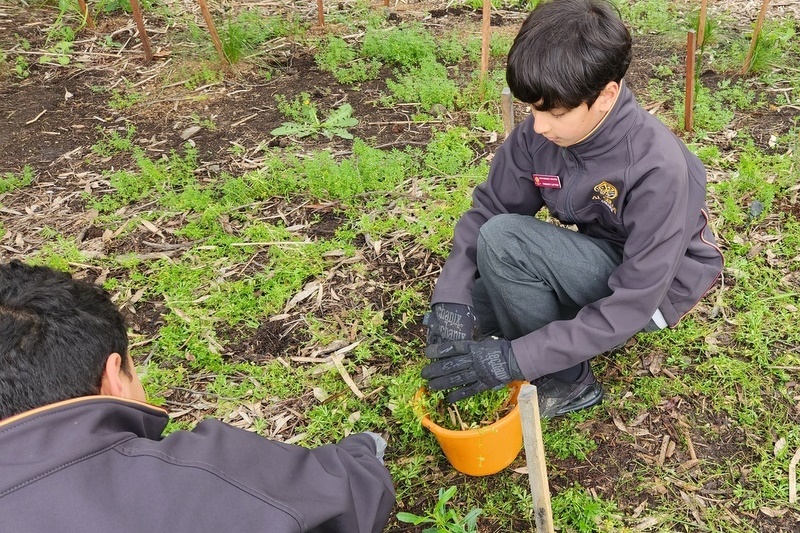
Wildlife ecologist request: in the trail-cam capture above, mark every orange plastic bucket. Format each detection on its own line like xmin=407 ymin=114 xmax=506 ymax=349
xmin=414 ymin=382 xmax=525 ymax=476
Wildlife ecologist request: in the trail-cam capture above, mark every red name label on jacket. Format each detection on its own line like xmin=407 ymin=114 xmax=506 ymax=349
xmin=532 ymin=174 xmax=561 ymax=188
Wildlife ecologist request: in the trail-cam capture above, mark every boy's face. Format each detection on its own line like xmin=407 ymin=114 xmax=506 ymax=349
xmin=530 ymin=102 xmax=604 ymax=147
xmin=529 ymin=82 xmax=620 ymax=147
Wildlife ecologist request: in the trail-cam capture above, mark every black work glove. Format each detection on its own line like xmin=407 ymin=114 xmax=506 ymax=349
xmin=421 ymin=338 xmax=524 ymax=403
xmin=423 ymin=302 xmax=481 ymax=345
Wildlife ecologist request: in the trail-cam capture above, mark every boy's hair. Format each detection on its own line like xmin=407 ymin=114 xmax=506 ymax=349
xmin=0 ymin=261 xmax=130 ymax=419
xmin=506 ymin=0 xmax=632 ymax=111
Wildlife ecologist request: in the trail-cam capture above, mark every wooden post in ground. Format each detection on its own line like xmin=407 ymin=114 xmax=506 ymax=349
xmin=129 ymin=0 xmax=153 ymax=61
xmin=479 ymin=0 xmax=491 ymax=96
xmin=685 ymin=30 xmax=697 ymax=133
xmin=76 ymin=0 xmax=95 ymax=29
xmin=501 ymin=87 xmax=514 ymax=139
xmin=697 ymin=0 xmax=708 ymax=47
xmin=197 ymin=0 xmax=227 ymax=63
xmin=741 ymin=0 xmax=771 ymax=74
xmin=518 ymin=384 xmax=555 ymax=533
xmin=317 ymin=0 xmax=325 ymax=26
xmin=790 ymin=447 xmax=800 ymax=504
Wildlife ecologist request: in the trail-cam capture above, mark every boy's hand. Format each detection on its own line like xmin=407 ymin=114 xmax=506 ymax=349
xmin=421 ymin=338 xmax=524 ymax=403
xmin=423 ymin=302 xmax=481 ymax=345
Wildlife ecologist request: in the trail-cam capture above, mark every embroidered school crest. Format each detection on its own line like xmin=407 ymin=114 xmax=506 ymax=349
xmin=592 ymin=181 xmax=618 ymax=214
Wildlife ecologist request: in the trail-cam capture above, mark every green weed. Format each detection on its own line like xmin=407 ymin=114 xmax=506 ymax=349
xmin=551 ymin=483 xmax=623 ymax=532
xmin=618 ymin=0 xmax=683 ymax=38
xmin=91 ymin=123 xmax=137 ymax=157
xmin=710 ymin=139 xmax=795 ymax=230
xmin=0 ymin=166 xmax=34 ymax=193
xmin=679 ymin=84 xmax=734 ymax=134
xmin=397 ymin=486 xmax=482 ymax=533
xmin=542 ymin=410 xmax=598 ymax=460
xmin=89 ymin=144 xmax=200 ymax=212
xmin=390 ymin=283 xmax=429 ymax=329
xmin=221 ymin=11 xmax=290 ymax=62
xmin=109 ymin=89 xmax=143 ymax=110
xmin=471 ymin=108 xmax=503 ymax=133
xmin=271 ymin=93 xmax=358 ymax=139
xmin=14 ymin=56 xmax=30 ymax=79
xmin=362 ymin=24 xmax=437 ymax=68
xmin=424 ymin=127 xmax=478 ymax=177
xmin=315 ymin=35 xmax=381 ymax=84
xmin=385 ymin=60 xmax=458 ymax=111
xmin=30 ymin=231 xmax=86 ymax=271
xmin=437 ymin=32 xmax=475 ymax=65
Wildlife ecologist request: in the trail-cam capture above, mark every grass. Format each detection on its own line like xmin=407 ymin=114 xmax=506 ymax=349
xmin=2 ymin=0 xmax=800 ymax=531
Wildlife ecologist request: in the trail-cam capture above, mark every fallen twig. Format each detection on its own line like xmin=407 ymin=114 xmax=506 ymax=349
xmin=25 ymin=109 xmax=47 ymax=125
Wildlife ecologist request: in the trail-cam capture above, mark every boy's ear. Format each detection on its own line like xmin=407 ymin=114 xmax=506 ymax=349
xmin=595 ymin=81 xmax=621 ymax=113
xmin=99 ymin=352 xmax=126 ymax=397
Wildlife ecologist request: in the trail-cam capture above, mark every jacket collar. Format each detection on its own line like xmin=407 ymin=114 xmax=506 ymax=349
xmin=568 ymin=80 xmax=639 ymax=159
xmin=0 ymin=395 xmax=168 ymax=435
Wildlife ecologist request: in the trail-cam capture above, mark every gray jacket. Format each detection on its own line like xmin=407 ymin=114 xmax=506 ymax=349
xmin=432 ymin=83 xmax=723 ymax=379
xmin=0 ymin=397 xmax=395 ymax=533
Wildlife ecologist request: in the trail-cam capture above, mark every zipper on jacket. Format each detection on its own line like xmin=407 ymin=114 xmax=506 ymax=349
xmin=559 ymin=147 xmax=583 ymax=223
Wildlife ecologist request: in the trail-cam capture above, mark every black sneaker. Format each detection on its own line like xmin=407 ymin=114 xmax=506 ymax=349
xmin=534 ymin=362 xmax=604 ymax=418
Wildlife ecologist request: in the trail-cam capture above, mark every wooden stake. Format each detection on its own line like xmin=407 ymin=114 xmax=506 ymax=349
xmin=76 ymin=0 xmax=95 ymax=29
xmin=197 ymin=0 xmax=227 ymax=63
xmin=518 ymin=384 xmax=555 ymax=533
xmin=501 ymin=86 xmax=514 ymax=139
xmin=696 ymin=0 xmax=708 ymax=47
xmin=129 ymin=0 xmax=153 ymax=61
xmin=317 ymin=0 xmax=325 ymax=26
xmin=384 ymin=0 xmax=389 ymax=7
xmin=479 ymin=0 xmax=491 ymax=93
xmin=685 ymin=29 xmax=696 ymax=133
xmin=790 ymin=446 xmax=800 ymax=504
xmin=741 ymin=0 xmax=771 ymax=74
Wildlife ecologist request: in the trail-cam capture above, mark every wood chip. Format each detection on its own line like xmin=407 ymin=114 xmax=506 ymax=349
xmin=657 ymin=435 xmax=670 ymax=466
xmin=180 ymin=125 xmax=201 ymax=140
xmin=677 ymin=459 xmax=701 ymax=473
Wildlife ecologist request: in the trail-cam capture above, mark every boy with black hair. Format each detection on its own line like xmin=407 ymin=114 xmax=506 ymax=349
xmin=0 ymin=260 xmax=394 ymax=533
xmin=422 ymin=0 xmax=723 ymax=416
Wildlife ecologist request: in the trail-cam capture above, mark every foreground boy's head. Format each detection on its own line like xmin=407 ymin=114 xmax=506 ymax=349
xmin=0 ymin=260 xmax=145 ymax=420
xmin=507 ymin=0 xmax=632 ymax=146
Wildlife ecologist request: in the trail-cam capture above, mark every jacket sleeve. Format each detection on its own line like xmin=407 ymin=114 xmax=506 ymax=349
xmin=511 ymin=137 xmax=695 ymax=378
xmin=432 ymin=116 xmax=545 ymax=306
xmin=143 ymin=421 xmax=395 ymax=533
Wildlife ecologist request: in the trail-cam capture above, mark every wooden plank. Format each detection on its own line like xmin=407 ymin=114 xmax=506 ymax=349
xmin=518 ymin=384 xmax=555 ymax=533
